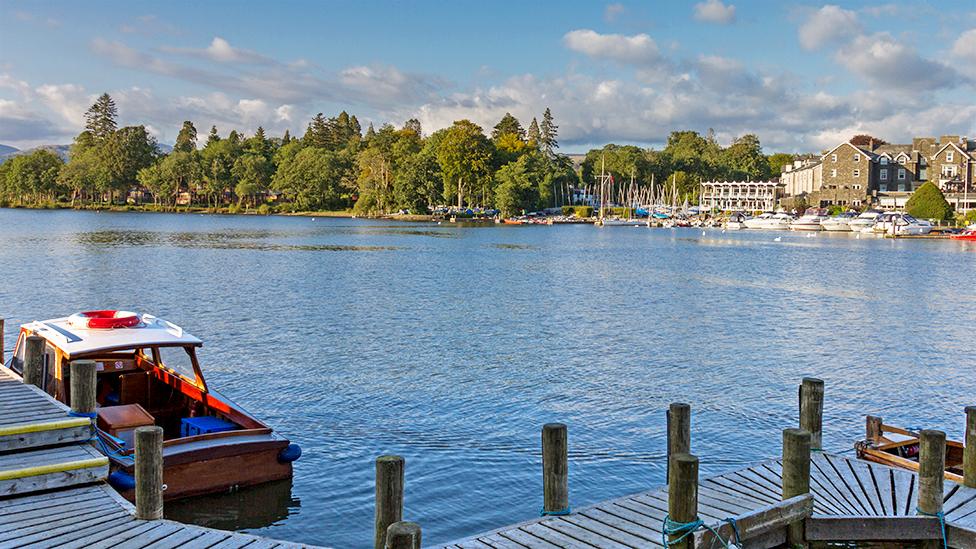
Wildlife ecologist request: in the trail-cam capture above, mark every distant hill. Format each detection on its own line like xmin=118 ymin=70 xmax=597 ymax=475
xmin=0 ymin=144 xmax=69 ymax=163
xmin=0 ymin=144 xmax=19 ymax=161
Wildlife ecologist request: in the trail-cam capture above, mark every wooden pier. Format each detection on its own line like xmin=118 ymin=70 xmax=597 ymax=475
xmin=0 ymin=365 xmax=317 ymax=548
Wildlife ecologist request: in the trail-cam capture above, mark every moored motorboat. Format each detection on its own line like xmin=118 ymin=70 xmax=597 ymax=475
xmin=849 ymin=210 xmax=884 ymax=233
xmin=789 ymin=208 xmax=828 ymax=231
xmin=951 ymin=229 xmax=976 ymax=241
xmin=820 ymin=212 xmax=856 ymax=232
xmin=3 ymin=311 xmax=301 ymax=501
xmin=723 ymin=212 xmax=749 ymax=230
xmin=873 ymin=212 xmax=933 ymax=235
xmin=743 ymin=212 xmax=793 ymax=230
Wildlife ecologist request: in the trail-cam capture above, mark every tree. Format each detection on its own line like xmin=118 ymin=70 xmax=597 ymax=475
xmin=540 ymin=108 xmax=558 ymax=157
xmin=273 ymin=147 xmax=350 ymax=210
xmin=403 ymin=118 xmax=422 ymax=136
xmin=232 ymin=154 xmax=272 ymax=207
xmin=495 ymin=154 xmax=542 ymax=216
xmin=722 ymin=134 xmax=770 ymax=181
xmin=174 ymin=121 xmax=198 ymax=153
xmin=206 ymin=126 xmax=220 ymax=146
xmin=492 ymin=113 xmax=525 ymax=141
xmin=905 ymin=182 xmax=952 ymax=220
xmin=850 ymin=134 xmax=888 ymax=148
xmin=4 ymin=150 xmax=64 ymax=203
xmin=394 ymin=148 xmax=439 ymax=213
xmin=84 ymin=93 xmax=118 ymax=141
xmin=527 ymin=117 xmax=541 ymax=145
xmin=767 ymin=153 xmax=796 ymax=177
xmin=281 ymin=129 xmax=292 ymax=145
xmin=101 ymin=125 xmax=157 ymax=202
xmin=436 ymin=120 xmax=493 ymax=208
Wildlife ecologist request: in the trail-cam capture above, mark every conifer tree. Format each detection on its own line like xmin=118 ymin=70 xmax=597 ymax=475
xmin=540 ymin=108 xmax=558 ymax=156
xmin=527 ymin=117 xmax=541 ymax=145
xmin=84 ymin=93 xmax=118 ymax=141
xmin=206 ymin=126 xmax=220 ymax=146
xmin=174 ymin=121 xmax=198 ymax=153
xmin=492 ymin=113 xmax=525 ymax=141
xmin=281 ymin=129 xmax=291 ymax=145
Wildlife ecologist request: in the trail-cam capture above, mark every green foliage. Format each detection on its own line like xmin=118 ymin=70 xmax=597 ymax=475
xmin=495 ymin=155 xmax=543 ymax=217
xmin=722 ymin=134 xmax=770 ymax=181
xmin=540 ymin=108 xmax=558 ymax=157
xmin=575 ymin=205 xmax=593 ymax=217
xmin=2 ymin=149 xmax=65 ymax=202
xmin=174 ymin=121 xmax=198 ymax=153
xmin=492 ymin=113 xmax=525 ymax=141
xmin=84 ymin=93 xmax=117 ymax=141
xmin=905 ymin=182 xmax=953 ymax=220
xmin=437 ymin=120 xmax=493 ymax=208
xmin=767 ymin=153 xmax=795 ymax=176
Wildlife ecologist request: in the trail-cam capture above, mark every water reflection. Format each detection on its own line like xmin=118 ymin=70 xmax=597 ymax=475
xmin=75 ymin=230 xmax=399 ymax=252
xmin=165 ymin=478 xmax=299 ymax=531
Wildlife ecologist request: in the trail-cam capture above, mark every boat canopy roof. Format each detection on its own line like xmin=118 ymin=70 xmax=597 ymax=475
xmin=22 ymin=313 xmax=202 ymax=356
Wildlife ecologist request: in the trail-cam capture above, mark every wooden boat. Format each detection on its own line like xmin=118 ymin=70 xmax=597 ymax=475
xmin=3 ymin=310 xmax=301 ymax=501
xmin=855 ymin=416 xmax=963 ymax=482
xmin=502 ymin=218 xmax=523 ymax=225
xmin=951 ymin=229 xmax=976 ymax=241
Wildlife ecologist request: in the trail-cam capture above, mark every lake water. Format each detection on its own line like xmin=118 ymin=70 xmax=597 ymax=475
xmin=2 ymin=208 xmax=975 ymax=548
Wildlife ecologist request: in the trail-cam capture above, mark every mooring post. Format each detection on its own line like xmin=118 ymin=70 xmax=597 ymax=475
xmin=542 ymin=423 xmax=569 ymax=515
xmin=667 ymin=403 xmax=691 ymax=483
xmin=866 ymin=415 xmax=884 ymax=445
xmin=69 ymin=360 xmax=97 ymax=416
xmin=918 ymin=429 xmax=946 ymax=549
xmin=385 ymin=521 xmax=421 ymax=549
xmin=375 ymin=455 xmax=405 ymax=549
xmin=23 ymin=335 xmax=45 ymax=388
xmin=135 ymin=425 xmax=164 ymax=520
xmin=966 ymin=407 xmax=976 ymax=488
xmin=799 ymin=377 xmax=824 ymax=450
xmin=782 ymin=428 xmax=811 ymax=547
xmin=667 ymin=453 xmax=698 ymax=549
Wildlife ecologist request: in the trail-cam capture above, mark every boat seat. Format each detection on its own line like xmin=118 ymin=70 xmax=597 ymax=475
xmin=119 ymin=371 xmax=150 ymax=406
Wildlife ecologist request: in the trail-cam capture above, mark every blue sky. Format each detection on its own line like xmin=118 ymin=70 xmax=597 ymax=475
xmin=1 ymin=1 xmax=974 ymax=152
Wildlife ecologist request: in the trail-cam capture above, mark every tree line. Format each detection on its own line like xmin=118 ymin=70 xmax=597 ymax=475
xmin=0 ymin=93 xmax=792 ymax=216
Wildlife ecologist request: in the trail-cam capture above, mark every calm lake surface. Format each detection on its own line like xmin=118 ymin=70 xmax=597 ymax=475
xmin=2 ymin=208 xmax=975 ymax=547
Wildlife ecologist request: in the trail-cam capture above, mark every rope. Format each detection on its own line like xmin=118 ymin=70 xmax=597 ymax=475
xmin=68 ymin=410 xmax=134 ymax=463
xmin=916 ymin=508 xmax=947 ymax=549
xmin=661 ymin=514 xmax=732 ymax=548
xmin=723 ymin=517 xmax=741 ymax=547
xmin=540 ymin=506 xmax=571 ymax=516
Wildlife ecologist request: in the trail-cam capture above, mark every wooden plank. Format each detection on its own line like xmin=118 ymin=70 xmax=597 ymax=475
xmin=6 ymin=510 xmax=133 ymax=546
xmin=821 ymin=454 xmax=874 ymax=516
xmin=456 ymin=539 xmax=495 ymax=549
xmin=868 ymin=462 xmax=894 ymax=516
xmin=843 ymin=457 xmax=883 ymax=515
xmin=496 ymin=528 xmax=562 ymax=549
xmin=208 ymin=534 xmax=259 ymax=548
xmin=694 ymin=494 xmax=813 ymax=546
xmin=180 ymin=530 xmax=235 ymax=548
xmin=576 ymin=508 xmax=664 ymax=547
xmin=810 ymin=454 xmax=869 ymax=515
xmin=0 ymin=411 xmax=69 ymax=425
xmin=58 ymin=518 xmax=162 ymax=548
xmin=0 ymin=484 xmax=103 ymax=513
xmin=0 ymin=460 xmax=108 ymax=497
xmin=0 ymin=423 xmax=90 ymax=452
xmin=535 ymin=518 xmax=634 ymax=549
xmin=803 ymin=458 xmax=859 ymax=516
xmin=561 ymin=513 xmax=654 ymax=548
xmin=475 ymin=533 xmax=531 ymax=549
xmin=0 ymin=499 xmax=119 ymax=534
xmin=947 ymin=524 xmax=976 ymax=548
xmin=700 ymin=476 xmax=779 ymax=507
xmin=109 ymin=523 xmax=190 ymax=549
xmin=630 ymin=491 xmax=725 ymax=522
xmin=806 ymin=516 xmax=941 ymax=540
xmin=138 ymin=527 xmax=208 ymax=549
xmin=520 ymin=522 xmax=600 ymax=548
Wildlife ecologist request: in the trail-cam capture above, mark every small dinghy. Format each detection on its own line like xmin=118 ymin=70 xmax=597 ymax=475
xmin=855 ymin=416 xmax=963 ymax=482
xmin=4 ymin=311 xmax=301 ymax=501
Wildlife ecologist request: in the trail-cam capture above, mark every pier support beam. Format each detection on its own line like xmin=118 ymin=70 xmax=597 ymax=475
xmin=782 ymin=428 xmax=811 ymax=547
xmin=69 ymin=360 xmax=96 ymax=416
xmin=668 ymin=453 xmax=698 ymax=549
xmin=918 ymin=429 xmax=946 ymax=549
xmin=866 ymin=415 xmax=883 ymax=446
xmin=385 ymin=521 xmax=421 ymax=549
xmin=23 ymin=335 xmax=44 ymax=389
xmin=799 ymin=378 xmax=824 ymax=450
xmin=667 ymin=403 xmax=691 ymax=483
xmin=135 ymin=425 xmax=164 ymax=520
xmin=542 ymin=423 xmax=569 ymax=515
xmin=965 ymin=407 xmax=976 ymax=489
xmin=375 ymin=455 xmax=404 ymax=549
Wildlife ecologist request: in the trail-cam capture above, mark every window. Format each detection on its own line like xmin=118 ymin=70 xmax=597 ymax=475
xmin=880 ymin=169 xmax=888 ymax=181
xmin=947 ymin=151 xmax=954 ymax=162
xmin=831 ymin=154 xmax=837 ymax=162
xmin=881 ymin=157 xmax=888 ymax=165
xmin=898 ymin=156 xmax=907 ymax=165
xmin=853 ymin=169 xmax=860 ymax=177
xmin=156 ymin=346 xmax=199 ymax=384
xmin=853 ymin=153 xmax=860 ymax=162
xmin=830 ymin=169 xmax=837 ymax=177
xmin=853 ymin=184 xmax=862 ymax=190
xmin=943 ymin=165 xmax=958 ymax=177
xmin=898 ymin=169 xmax=906 ymax=180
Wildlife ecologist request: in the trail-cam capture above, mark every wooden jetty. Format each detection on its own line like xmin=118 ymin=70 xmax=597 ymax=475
xmin=0 ymin=358 xmax=317 ymax=548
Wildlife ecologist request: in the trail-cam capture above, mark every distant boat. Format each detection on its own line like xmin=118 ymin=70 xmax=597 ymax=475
xmin=849 ymin=210 xmax=884 ymax=233
xmin=873 ymin=212 xmax=932 ymax=235
xmin=723 ymin=212 xmax=749 ymax=230
xmin=744 ymin=212 xmax=792 ymax=230
xmin=820 ymin=212 xmax=856 ymax=232
xmin=790 ymin=208 xmax=828 ymax=231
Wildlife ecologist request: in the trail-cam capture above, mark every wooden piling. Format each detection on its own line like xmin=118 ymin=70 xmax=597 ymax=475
xmin=23 ymin=335 xmax=44 ymax=388
xmin=917 ymin=429 xmax=945 ymax=516
xmin=542 ymin=423 xmax=569 ymax=515
xmin=135 ymin=425 xmax=164 ymax=520
xmin=385 ymin=521 xmax=421 ymax=549
xmin=667 ymin=403 xmax=691 ymax=483
xmin=69 ymin=360 xmax=97 ymax=415
xmin=375 ymin=455 xmax=405 ymax=549
xmin=799 ymin=377 xmax=824 ymax=450
xmin=966 ymin=407 xmax=976 ymax=489
xmin=782 ymin=428 xmax=811 ymax=546
xmin=667 ymin=453 xmax=698 ymax=549
xmin=866 ymin=415 xmax=883 ymax=445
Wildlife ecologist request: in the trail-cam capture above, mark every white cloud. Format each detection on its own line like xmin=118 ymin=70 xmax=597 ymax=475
xmin=34 ymin=83 xmax=91 ymax=127
xmin=163 ymin=37 xmax=273 ymax=65
xmin=563 ymin=29 xmax=662 ymax=66
xmin=798 ymin=5 xmax=860 ymax=51
xmin=836 ymin=33 xmax=961 ymax=92
xmin=604 ymin=3 xmax=626 ymax=22
xmin=693 ymin=0 xmax=736 ymax=24
xmin=951 ymin=28 xmax=976 ymax=61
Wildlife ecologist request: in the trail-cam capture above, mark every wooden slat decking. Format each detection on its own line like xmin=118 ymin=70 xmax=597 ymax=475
xmin=437 ymin=453 xmax=976 ymax=548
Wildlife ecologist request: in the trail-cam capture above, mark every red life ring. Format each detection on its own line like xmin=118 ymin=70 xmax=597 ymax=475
xmin=69 ymin=310 xmax=141 ymax=329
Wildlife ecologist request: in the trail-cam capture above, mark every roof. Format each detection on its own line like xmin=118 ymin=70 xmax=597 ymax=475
xmin=23 ymin=313 xmax=202 ymax=356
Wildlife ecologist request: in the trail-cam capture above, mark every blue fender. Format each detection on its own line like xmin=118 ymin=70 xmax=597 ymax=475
xmin=278 ymin=443 xmax=302 ymax=463
xmin=108 ymin=471 xmax=136 ymax=491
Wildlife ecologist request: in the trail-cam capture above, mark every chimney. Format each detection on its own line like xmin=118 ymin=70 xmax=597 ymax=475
xmin=868 ymin=138 xmax=874 ymax=150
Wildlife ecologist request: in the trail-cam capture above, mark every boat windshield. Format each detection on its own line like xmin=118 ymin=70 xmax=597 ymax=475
xmin=156 ymin=345 xmax=200 ymax=384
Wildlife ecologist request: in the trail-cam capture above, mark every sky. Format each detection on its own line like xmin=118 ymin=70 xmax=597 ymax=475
xmin=1 ymin=0 xmax=974 ymax=153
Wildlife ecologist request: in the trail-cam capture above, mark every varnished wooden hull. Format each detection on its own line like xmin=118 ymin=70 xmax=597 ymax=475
xmin=115 ymin=437 xmax=292 ymax=501
xmin=856 ymin=421 xmax=964 ymax=483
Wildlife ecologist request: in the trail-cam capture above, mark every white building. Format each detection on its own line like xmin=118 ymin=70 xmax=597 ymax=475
xmin=780 ymin=159 xmax=822 ymax=197
xmin=700 ymin=181 xmax=783 ymax=212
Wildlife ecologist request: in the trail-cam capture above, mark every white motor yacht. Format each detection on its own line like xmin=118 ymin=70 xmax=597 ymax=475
xmin=849 ymin=210 xmax=884 ymax=233
xmin=743 ymin=212 xmax=793 ymax=230
xmin=820 ymin=212 xmax=856 ymax=232
xmin=723 ymin=212 xmax=749 ymax=230
xmin=873 ymin=212 xmax=933 ymax=235
xmin=790 ymin=208 xmax=829 ymax=231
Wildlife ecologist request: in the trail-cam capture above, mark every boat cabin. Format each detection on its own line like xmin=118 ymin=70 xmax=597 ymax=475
xmin=5 ymin=311 xmax=298 ymax=500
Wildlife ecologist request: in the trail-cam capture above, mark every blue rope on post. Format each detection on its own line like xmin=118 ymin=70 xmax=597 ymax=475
xmin=661 ymin=514 xmax=733 ymax=548
xmin=723 ymin=517 xmax=741 ymax=546
xmin=539 ymin=506 xmax=571 ymax=517
xmin=68 ymin=410 xmax=134 ymax=463
xmin=916 ymin=508 xmax=947 ymax=549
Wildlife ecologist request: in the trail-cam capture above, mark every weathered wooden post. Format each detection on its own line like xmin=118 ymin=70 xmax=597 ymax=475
xmin=782 ymin=428 xmax=811 ymax=546
xmin=966 ymin=407 xmax=976 ymax=488
xmin=866 ymin=415 xmax=884 ymax=445
xmin=918 ymin=429 xmax=946 ymax=549
xmin=542 ymin=423 xmax=569 ymax=515
xmin=667 ymin=453 xmax=698 ymax=549
xmin=135 ymin=425 xmax=164 ymax=520
xmin=24 ymin=335 xmax=45 ymax=388
xmin=375 ymin=455 xmax=404 ymax=549
xmin=385 ymin=521 xmax=421 ymax=549
xmin=69 ymin=360 xmax=97 ymax=416
xmin=667 ymin=403 xmax=691 ymax=482
xmin=799 ymin=378 xmax=824 ymax=450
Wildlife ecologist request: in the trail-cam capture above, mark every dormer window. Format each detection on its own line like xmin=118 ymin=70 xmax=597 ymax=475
xmin=947 ymin=151 xmax=954 ymax=162
xmin=853 ymin=153 xmax=860 ymax=162
xmin=881 ymin=157 xmax=888 ymax=165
